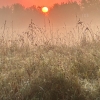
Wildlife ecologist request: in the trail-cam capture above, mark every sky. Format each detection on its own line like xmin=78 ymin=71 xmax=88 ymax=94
xmin=0 ymin=0 xmax=80 ymax=8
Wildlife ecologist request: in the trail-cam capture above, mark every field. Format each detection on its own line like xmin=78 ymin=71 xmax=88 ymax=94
xmin=0 ymin=21 xmax=100 ymax=100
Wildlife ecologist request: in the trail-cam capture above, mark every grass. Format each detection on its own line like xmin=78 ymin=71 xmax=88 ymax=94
xmin=0 ymin=20 xmax=100 ymax=100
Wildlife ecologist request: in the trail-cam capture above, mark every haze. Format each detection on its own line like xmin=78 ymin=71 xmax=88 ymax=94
xmin=0 ymin=0 xmax=80 ymax=7
xmin=0 ymin=0 xmax=100 ymax=45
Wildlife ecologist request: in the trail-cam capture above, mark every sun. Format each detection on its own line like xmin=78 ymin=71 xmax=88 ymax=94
xmin=42 ymin=7 xmax=48 ymax=13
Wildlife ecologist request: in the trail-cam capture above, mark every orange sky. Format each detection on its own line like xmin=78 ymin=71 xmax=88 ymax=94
xmin=0 ymin=0 xmax=80 ymax=7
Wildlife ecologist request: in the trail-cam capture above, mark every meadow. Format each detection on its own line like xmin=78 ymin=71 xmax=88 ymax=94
xmin=0 ymin=20 xmax=100 ymax=100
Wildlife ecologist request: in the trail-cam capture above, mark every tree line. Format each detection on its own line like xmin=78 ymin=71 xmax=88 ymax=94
xmin=0 ymin=0 xmax=100 ymax=29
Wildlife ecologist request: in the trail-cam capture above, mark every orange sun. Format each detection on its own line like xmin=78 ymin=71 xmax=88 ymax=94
xmin=42 ymin=7 xmax=48 ymax=13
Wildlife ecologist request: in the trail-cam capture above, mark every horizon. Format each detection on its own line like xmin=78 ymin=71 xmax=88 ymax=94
xmin=0 ymin=0 xmax=80 ymax=8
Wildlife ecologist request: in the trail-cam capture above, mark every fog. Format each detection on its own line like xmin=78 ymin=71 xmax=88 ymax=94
xmin=0 ymin=0 xmax=100 ymax=46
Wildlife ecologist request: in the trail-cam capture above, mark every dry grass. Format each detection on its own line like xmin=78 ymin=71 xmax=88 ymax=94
xmin=0 ymin=20 xmax=100 ymax=100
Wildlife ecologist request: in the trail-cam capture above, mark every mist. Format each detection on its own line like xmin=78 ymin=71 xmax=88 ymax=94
xmin=1 ymin=1 xmax=100 ymax=99
xmin=0 ymin=0 xmax=100 ymax=45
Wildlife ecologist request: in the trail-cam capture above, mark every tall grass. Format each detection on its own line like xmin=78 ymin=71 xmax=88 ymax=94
xmin=0 ymin=20 xmax=100 ymax=100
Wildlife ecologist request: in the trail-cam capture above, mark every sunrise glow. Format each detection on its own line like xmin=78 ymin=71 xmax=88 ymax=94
xmin=42 ymin=7 xmax=48 ymax=13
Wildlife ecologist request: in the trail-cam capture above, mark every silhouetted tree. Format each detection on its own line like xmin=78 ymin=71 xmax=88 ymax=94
xmin=81 ymin=0 xmax=100 ymax=13
xmin=0 ymin=6 xmax=12 ymax=24
xmin=0 ymin=1 xmax=100 ymax=30
xmin=81 ymin=0 xmax=100 ymax=23
xmin=49 ymin=1 xmax=81 ymax=26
